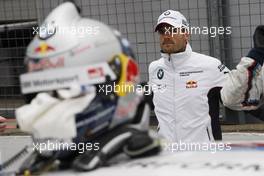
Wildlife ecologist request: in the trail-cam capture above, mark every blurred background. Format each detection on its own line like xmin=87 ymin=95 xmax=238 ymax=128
xmin=0 ymin=0 xmax=264 ymax=126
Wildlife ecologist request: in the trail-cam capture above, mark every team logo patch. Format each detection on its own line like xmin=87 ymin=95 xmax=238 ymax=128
xmin=157 ymin=69 xmax=164 ymax=79
xmin=186 ymin=80 xmax=198 ymax=88
xmin=164 ymin=11 xmax=171 ymax=16
xmin=34 ymin=43 xmax=55 ymax=54
xmin=218 ymin=64 xmax=226 ymax=72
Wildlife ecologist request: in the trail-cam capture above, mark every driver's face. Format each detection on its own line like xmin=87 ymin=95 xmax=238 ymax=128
xmin=157 ymin=24 xmax=189 ymax=54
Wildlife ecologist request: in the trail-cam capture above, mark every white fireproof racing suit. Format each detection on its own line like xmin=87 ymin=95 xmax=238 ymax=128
xmin=221 ymin=57 xmax=264 ymax=111
xmin=148 ymin=44 xmax=229 ymax=143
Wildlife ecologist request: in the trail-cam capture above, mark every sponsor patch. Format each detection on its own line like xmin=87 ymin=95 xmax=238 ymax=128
xmin=157 ymin=69 xmax=164 ymax=79
xmin=218 ymin=64 xmax=226 ymax=72
xmin=34 ymin=43 xmax=55 ymax=54
xmin=164 ymin=11 xmax=171 ymax=16
xmin=88 ymin=67 xmax=104 ymax=79
xmin=179 ymin=70 xmax=203 ymax=77
xmin=186 ymin=80 xmax=198 ymax=88
xmin=28 ymin=57 xmax=64 ymax=72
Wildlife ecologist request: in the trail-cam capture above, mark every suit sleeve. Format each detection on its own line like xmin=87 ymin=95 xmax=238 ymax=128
xmin=211 ymin=60 xmax=230 ymax=88
xmin=220 ymin=57 xmax=263 ymax=111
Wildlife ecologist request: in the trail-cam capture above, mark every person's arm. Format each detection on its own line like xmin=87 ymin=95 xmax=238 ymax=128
xmin=220 ymin=57 xmax=263 ymax=110
xmin=221 ymin=25 xmax=264 ymax=111
xmin=208 ymin=87 xmax=222 ymax=140
xmin=208 ymin=60 xmax=229 ymax=141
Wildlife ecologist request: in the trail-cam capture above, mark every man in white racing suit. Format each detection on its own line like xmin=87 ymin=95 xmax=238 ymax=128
xmin=221 ymin=25 xmax=264 ymax=121
xmin=148 ymin=10 xmax=229 ymax=143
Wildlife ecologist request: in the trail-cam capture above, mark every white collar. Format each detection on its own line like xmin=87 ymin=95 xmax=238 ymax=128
xmin=161 ymin=43 xmax=192 ymax=66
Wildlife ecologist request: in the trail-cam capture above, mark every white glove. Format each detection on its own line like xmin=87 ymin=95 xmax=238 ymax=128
xmin=16 ymin=86 xmax=96 ymax=139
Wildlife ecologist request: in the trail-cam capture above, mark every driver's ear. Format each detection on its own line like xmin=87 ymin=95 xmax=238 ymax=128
xmin=184 ymin=32 xmax=190 ymax=42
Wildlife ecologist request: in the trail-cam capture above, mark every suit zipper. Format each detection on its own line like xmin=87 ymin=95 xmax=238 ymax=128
xmin=170 ymin=55 xmax=177 ymax=140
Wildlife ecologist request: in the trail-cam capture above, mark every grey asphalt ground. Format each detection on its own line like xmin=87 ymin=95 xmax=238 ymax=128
xmin=1 ymin=133 xmax=264 ymax=175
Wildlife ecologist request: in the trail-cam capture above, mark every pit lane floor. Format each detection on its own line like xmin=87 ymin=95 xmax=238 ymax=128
xmin=1 ymin=133 xmax=264 ymax=176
